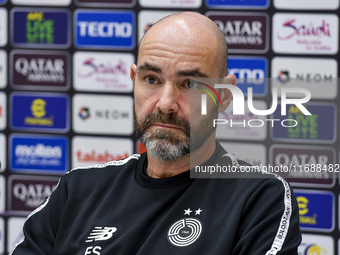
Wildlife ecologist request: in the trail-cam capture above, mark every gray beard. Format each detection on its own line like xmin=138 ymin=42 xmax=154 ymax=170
xmin=133 ymin=77 xmax=221 ymax=161
xmin=140 ymin=128 xmax=190 ymax=161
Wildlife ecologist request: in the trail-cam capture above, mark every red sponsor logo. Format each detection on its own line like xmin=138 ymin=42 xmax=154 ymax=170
xmin=77 ymin=150 xmax=129 ymax=163
xmin=277 ymin=19 xmax=331 ymax=40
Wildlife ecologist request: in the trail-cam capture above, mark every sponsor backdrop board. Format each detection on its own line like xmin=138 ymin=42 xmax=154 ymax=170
xmin=228 ymin=56 xmax=268 ymax=96
xmin=10 ymin=92 xmax=70 ymax=133
xmin=206 ymin=12 xmax=269 ymax=53
xmin=0 ymin=176 xmax=5 ymax=213
xmin=7 ymin=217 xmax=25 ymax=253
xmin=206 ymin=0 xmax=269 ymax=9
xmin=216 ymin=100 xmax=267 ymax=141
xmin=72 ymin=94 xmax=133 ymax=135
xmin=11 ymin=0 xmax=71 ymax=5
xmin=271 ymin=57 xmax=338 ymax=99
xmin=75 ymin=0 xmax=136 ymax=7
xmin=0 ymin=1 xmax=340 ymax=254
xmin=272 ymin=13 xmax=339 ymax=55
xmin=139 ymin=0 xmax=202 ymax=8
xmin=10 ymin=50 xmax=70 ymax=91
xmin=9 ymin=133 xmax=69 ymax=174
xmin=72 ymin=136 xmax=133 ymax=168
xmin=294 ymin=190 xmax=334 ymax=232
xmin=274 ymin=0 xmax=339 ymax=10
xmin=270 ymin=144 xmax=336 ymax=188
xmin=271 ymin=103 xmax=337 ymax=144
xmin=73 ymin=51 xmax=133 ymax=92
xmin=11 ymin=8 xmax=71 ymax=49
xmin=0 ymin=8 xmax=7 ymax=46
xmin=0 ymin=217 xmax=3 ymax=254
xmin=0 ymin=134 xmax=6 ymax=172
xmin=0 ymin=92 xmax=6 ymax=130
xmin=298 ymin=234 xmax=334 ymax=254
xmin=0 ymin=50 xmax=7 ymax=88
xmin=74 ymin=10 xmax=135 ymax=50
xmin=8 ymin=175 xmax=59 ymax=213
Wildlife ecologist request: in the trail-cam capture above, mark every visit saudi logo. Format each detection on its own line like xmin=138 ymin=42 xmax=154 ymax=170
xmin=195 ymin=81 xmax=222 ymax=115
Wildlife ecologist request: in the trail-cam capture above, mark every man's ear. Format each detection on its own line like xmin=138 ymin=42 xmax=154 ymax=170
xmin=218 ymin=74 xmax=237 ymax=112
xmin=130 ymin=64 xmax=137 ymax=83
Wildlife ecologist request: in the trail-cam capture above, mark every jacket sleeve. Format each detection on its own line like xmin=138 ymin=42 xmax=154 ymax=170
xmin=231 ymin=175 xmax=301 ymax=255
xmin=10 ymin=174 xmax=68 ymax=255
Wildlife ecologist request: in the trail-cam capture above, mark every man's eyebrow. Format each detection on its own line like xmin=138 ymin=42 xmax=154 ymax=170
xmin=137 ymin=64 xmax=209 ymax=78
xmin=177 ymin=69 xmax=209 ymax=78
xmin=137 ymin=63 xmax=162 ymax=74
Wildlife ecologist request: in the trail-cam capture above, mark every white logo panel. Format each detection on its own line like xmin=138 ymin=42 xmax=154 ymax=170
xmin=274 ymin=0 xmax=339 ymax=9
xmin=271 ymin=57 xmax=337 ymax=99
xmin=73 ymin=94 xmax=134 ymax=135
xmin=72 ymin=136 xmax=133 ymax=168
xmin=219 ymin=142 xmax=266 ymax=166
xmin=11 ymin=0 xmax=71 ymax=5
xmin=0 ymin=217 xmax=4 ymax=254
xmin=0 ymin=176 xmax=4 ymax=213
xmin=273 ymin=13 xmax=339 ymax=55
xmin=0 ymin=50 xmax=7 ymax=88
xmin=298 ymin=234 xmax=333 ymax=254
xmin=216 ymin=100 xmax=267 ymax=141
xmin=0 ymin=92 xmax=6 ymax=130
xmin=139 ymin=0 xmax=201 ymax=8
xmin=0 ymin=134 xmax=5 ymax=172
xmin=138 ymin=11 xmax=179 ymax=42
xmin=73 ymin=52 xmax=134 ymax=93
xmin=7 ymin=217 xmax=25 ymax=254
xmin=0 ymin=9 xmax=7 ymax=47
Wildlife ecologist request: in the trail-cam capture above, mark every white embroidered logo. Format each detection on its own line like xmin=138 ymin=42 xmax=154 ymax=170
xmin=167 ymin=208 xmax=203 ymax=247
xmin=168 ymin=218 xmax=202 ymax=247
xmin=86 ymin=227 xmax=117 ymax=243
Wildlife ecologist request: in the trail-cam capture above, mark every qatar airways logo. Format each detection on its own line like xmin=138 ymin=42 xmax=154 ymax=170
xmin=198 ymin=81 xmax=311 ymax=128
xmin=277 ymin=19 xmax=331 ymax=40
xmin=77 ymin=58 xmax=127 ymax=78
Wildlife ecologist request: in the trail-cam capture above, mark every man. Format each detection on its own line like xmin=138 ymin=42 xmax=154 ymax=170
xmin=11 ymin=12 xmax=301 ymax=255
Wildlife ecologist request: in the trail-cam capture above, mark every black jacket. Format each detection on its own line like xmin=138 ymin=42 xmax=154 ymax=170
xmin=11 ymin=142 xmax=301 ymax=255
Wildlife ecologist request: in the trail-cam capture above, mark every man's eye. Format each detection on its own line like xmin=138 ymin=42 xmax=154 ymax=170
xmin=184 ymin=80 xmax=198 ymax=88
xmin=145 ymin=76 xmax=158 ymax=84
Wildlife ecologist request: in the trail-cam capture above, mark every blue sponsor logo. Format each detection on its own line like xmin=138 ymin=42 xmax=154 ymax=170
xmin=11 ymin=8 xmax=70 ymax=48
xmin=271 ymin=103 xmax=336 ymax=143
xmin=228 ymin=56 xmax=267 ymax=96
xmin=295 ymin=190 xmax=334 ymax=232
xmin=0 ymin=0 xmax=7 ymax=4
xmin=10 ymin=134 xmax=68 ymax=174
xmin=206 ymin=0 xmax=269 ymax=8
xmin=11 ymin=92 xmax=69 ymax=133
xmin=74 ymin=10 xmax=135 ymax=49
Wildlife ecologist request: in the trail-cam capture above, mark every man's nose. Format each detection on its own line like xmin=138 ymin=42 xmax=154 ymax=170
xmin=155 ymin=83 xmax=179 ymax=114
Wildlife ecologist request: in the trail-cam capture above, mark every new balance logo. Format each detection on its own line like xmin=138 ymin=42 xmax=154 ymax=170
xmin=86 ymin=227 xmax=117 ymax=242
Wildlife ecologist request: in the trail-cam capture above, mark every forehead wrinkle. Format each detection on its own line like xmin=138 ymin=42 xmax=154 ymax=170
xmin=140 ymin=42 xmax=213 ymax=61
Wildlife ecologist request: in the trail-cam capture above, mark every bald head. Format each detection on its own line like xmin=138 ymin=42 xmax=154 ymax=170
xmin=138 ymin=12 xmax=228 ymax=77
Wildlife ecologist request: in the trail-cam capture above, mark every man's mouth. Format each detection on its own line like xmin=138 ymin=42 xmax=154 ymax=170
xmin=151 ymin=123 xmax=182 ymax=130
